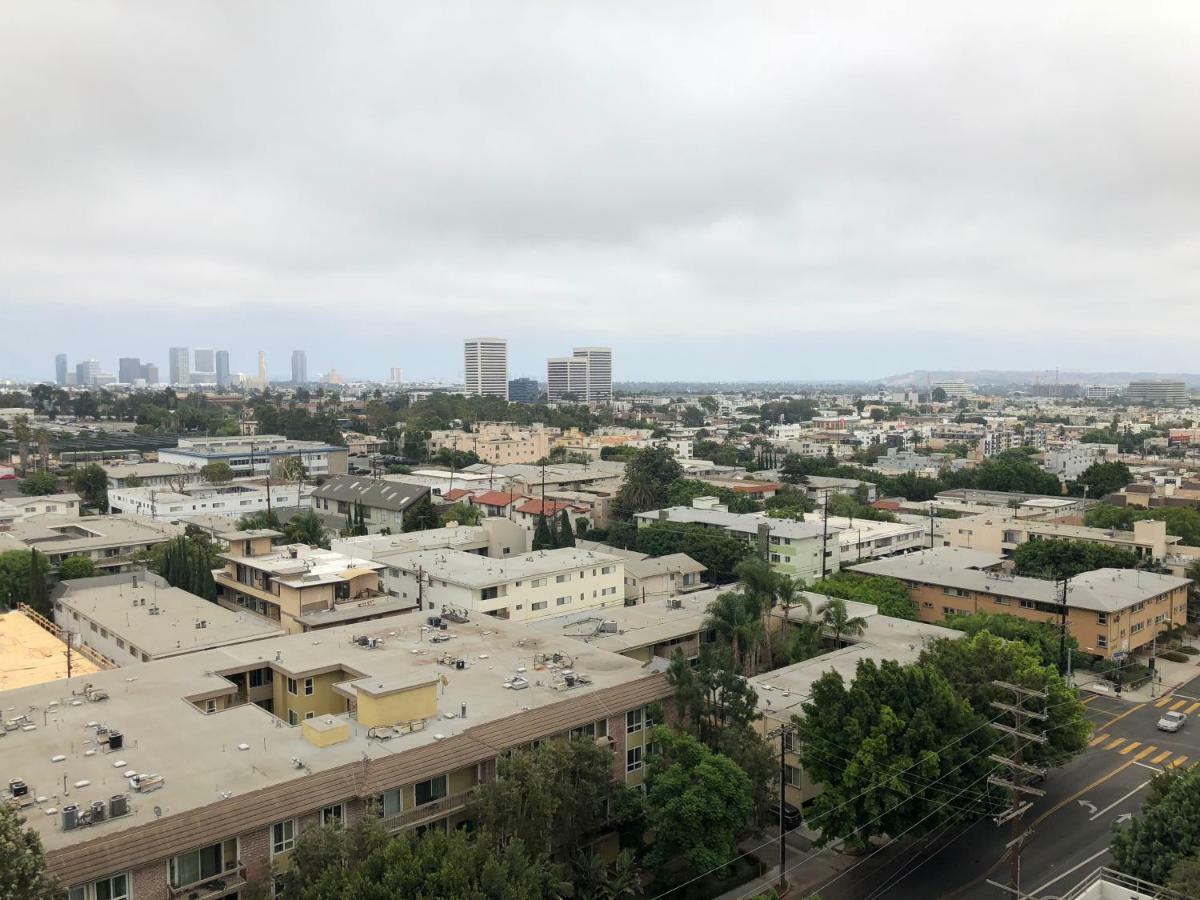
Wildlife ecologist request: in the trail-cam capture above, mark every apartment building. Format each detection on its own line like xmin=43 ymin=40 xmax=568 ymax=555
xmin=463 ymin=337 xmax=509 ymax=399
xmin=214 ymin=537 xmax=396 ymax=633
xmin=0 ymin=515 xmax=182 ymax=576
xmin=847 ymin=547 xmax=1190 ymax=659
xmin=622 ymin=553 xmax=707 ymax=603
xmin=102 ymin=462 xmax=199 ymax=490
xmin=3 ymin=613 xmax=668 ymax=899
xmin=634 ymin=504 xmax=841 ymax=582
xmin=511 ymin=497 xmax=595 ymax=535
xmin=2 ymin=491 xmax=82 ymax=519
xmin=332 ymin=518 xmax=527 ymax=562
xmin=945 ymin=515 xmax=1177 ymax=561
xmin=825 ymin=515 xmax=926 ymax=563
xmin=1126 ymin=380 xmax=1186 ymax=405
xmin=309 ymin=476 xmax=430 ymax=534
xmin=108 ymin=482 xmax=313 ymax=523
xmin=381 ymin=546 xmax=624 ymax=621
xmin=426 ymin=423 xmax=553 ymax=465
xmin=1043 ymin=444 xmax=1107 ymax=481
xmin=159 ymin=436 xmax=348 ymax=478
xmin=53 ymin=572 xmax=284 ymax=664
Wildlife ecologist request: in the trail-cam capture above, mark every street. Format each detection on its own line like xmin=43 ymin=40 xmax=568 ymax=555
xmin=794 ymin=672 xmax=1200 ymax=900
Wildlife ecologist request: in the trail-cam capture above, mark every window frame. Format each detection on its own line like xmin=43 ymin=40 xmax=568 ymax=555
xmin=271 ymin=819 xmax=296 ymax=855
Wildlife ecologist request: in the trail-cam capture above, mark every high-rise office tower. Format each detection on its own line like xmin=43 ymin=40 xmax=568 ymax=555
xmin=463 ymin=338 xmax=509 ymax=399
xmin=169 ymin=347 xmax=190 ymax=385
xmin=291 ymin=350 xmax=308 ymax=385
xmin=257 ymin=351 xmax=268 ymax=388
xmin=215 ymin=351 xmax=231 ymax=387
xmin=75 ymin=359 xmax=101 ymax=387
xmin=546 ymin=356 xmax=589 ymax=403
xmin=389 ymin=368 xmax=404 ymax=385
xmin=573 ymin=347 xmax=613 ymax=403
xmin=508 ymin=377 xmax=539 ymax=403
xmin=55 ymin=354 xmax=68 ymax=385
xmin=142 ymin=363 xmax=159 ymax=385
xmin=193 ymin=348 xmax=215 ymax=375
xmin=118 ymin=358 xmax=142 ymax=384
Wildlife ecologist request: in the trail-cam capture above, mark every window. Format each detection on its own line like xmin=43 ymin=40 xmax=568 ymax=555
xmin=784 ymin=764 xmax=803 ymax=788
xmin=305 ymin=711 xmax=315 ymax=720
xmin=271 ymin=819 xmax=296 ymax=855
xmin=205 ymin=699 xmax=217 ymax=715
xmin=376 ymin=787 xmax=403 ymax=818
xmin=570 ymin=722 xmax=596 ymax=740
xmin=414 ymin=774 xmax=448 ymax=806
xmin=556 ymin=574 xmax=570 ymax=583
xmin=556 ymin=596 xmax=570 ymax=606
xmin=627 ymin=709 xmax=642 ymax=733
xmin=169 ymin=838 xmax=238 ymax=889
xmin=67 ymin=874 xmax=131 ymax=900
xmin=287 ymin=677 xmax=298 ymax=695
xmin=304 ymin=677 xmax=314 ymax=696
xmin=531 ymin=601 xmax=547 ymax=611
xmin=1131 ymin=622 xmax=1145 ymax=634
xmin=1097 ymin=635 xmax=1108 ymax=649
xmin=250 ymin=667 xmax=273 ymax=688
xmin=321 ymin=803 xmax=344 ymax=826
xmin=782 ymin=731 xmax=796 ymax=753
xmin=942 ymin=586 xmax=965 ymax=597
xmin=1097 ymin=612 xmax=1108 ymax=625
xmin=1131 ymin=601 xmax=1146 ymax=613
xmin=601 ymin=565 xmax=615 ymax=574
xmin=531 ymin=578 xmax=546 ymax=587
xmin=288 ymin=710 xmax=299 ymax=726
xmin=626 ymin=746 xmax=643 ymax=772
xmin=1019 ymin=599 xmax=1036 ymax=610
xmin=115 ymin=638 xmax=125 ymax=649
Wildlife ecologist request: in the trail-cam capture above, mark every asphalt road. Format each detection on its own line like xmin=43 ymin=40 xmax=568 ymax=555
xmin=800 ymin=672 xmax=1200 ymax=900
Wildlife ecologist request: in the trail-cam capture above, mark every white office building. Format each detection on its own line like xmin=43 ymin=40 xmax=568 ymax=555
xmin=168 ymin=346 xmax=190 ymax=385
xmin=464 ymin=338 xmax=509 ymax=399
xmin=547 ymin=356 xmax=589 ymax=403
xmin=574 ymin=347 xmax=613 ymax=403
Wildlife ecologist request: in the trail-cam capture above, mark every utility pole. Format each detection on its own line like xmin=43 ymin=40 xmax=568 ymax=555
xmin=820 ymin=493 xmax=830 ymax=580
xmin=928 ymin=501 xmax=935 ymax=549
xmin=1056 ymin=576 xmax=1071 ymax=678
xmin=766 ymin=722 xmax=797 ymax=894
xmin=989 ymin=679 xmax=1048 ymax=897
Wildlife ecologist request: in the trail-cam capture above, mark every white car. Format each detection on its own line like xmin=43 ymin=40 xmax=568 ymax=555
xmin=1158 ymin=711 xmax=1187 ymax=733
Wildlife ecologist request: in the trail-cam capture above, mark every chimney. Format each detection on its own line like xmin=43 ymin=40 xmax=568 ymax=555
xmin=460 ymin=703 xmax=467 ymax=719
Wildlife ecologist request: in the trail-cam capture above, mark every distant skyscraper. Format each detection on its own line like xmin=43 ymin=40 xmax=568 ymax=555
xmin=508 ymin=377 xmax=539 ymax=403
xmin=55 ymin=354 xmax=68 ymax=385
xmin=291 ymin=350 xmax=308 ymax=385
xmin=118 ymin=357 xmax=142 ymax=384
xmin=463 ymin=338 xmax=509 ymax=399
xmin=75 ymin=359 xmax=100 ymax=387
xmin=193 ymin=348 xmax=215 ymax=374
xmin=142 ymin=363 xmax=159 ymax=385
xmin=389 ymin=368 xmax=404 ymax=385
xmin=168 ymin=347 xmax=190 ymax=385
xmin=546 ymin=356 xmax=589 ymax=403
xmin=257 ymin=351 xmax=268 ymax=388
xmin=573 ymin=347 xmax=613 ymax=403
xmin=215 ymin=351 xmax=231 ymax=387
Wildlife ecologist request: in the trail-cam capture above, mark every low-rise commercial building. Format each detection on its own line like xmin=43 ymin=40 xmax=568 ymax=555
xmin=53 ymin=573 xmax=285 ymax=664
xmin=108 ymin=482 xmax=313 ymax=523
xmin=159 ymin=435 xmax=348 ymax=478
xmin=847 ymin=547 xmax=1190 ymax=659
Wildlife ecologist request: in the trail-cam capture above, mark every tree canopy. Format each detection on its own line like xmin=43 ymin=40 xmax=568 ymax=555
xmin=70 ymin=463 xmax=109 ymax=512
xmin=199 ymin=461 xmax=235 ymax=484
xmin=617 ymin=521 xmax=751 ymax=581
xmin=943 ymin=612 xmax=1079 ymax=669
xmin=810 ymin=572 xmax=915 ymax=620
xmin=613 ymin=446 xmax=683 ymax=519
xmin=0 ymin=805 xmax=60 ymax=900
xmin=1112 ymin=767 xmax=1200 ymax=885
xmin=1067 ymin=460 xmax=1131 ymax=499
xmin=1085 ymin=504 xmax=1200 ymax=546
xmin=57 ymin=556 xmax=97 ymax=580
xmin=17 ymin=471 xmax=58 ymax=495
xmin=1011 ymin=537 xmax=1142 ymax=580
xmin=0 ymin=550 xmax=50 ymax=614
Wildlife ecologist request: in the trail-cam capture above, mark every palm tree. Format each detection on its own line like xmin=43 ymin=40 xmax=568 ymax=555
xmin=33 ymin=428 xmax=51 ymax=472
xmin=277 ymin=455 xmax=307 ymax=508
xmin=734 ymin=556 xmax=777 ymax=671
xmin=821 ymin=596 xmax=867 ymax=647
xmin=11 ymin=415 xmax=31 ymax=475
xmin=283 ymin=510 xmax=329 ymax=549
xmin=704 ymin=591 xmax=764 ymax=673
xmin=774 ymin=573 xmax=811 ymax=620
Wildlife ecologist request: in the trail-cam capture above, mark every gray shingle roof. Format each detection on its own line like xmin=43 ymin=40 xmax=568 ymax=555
xmin=311 ymin=475 xmax=429 ymax=511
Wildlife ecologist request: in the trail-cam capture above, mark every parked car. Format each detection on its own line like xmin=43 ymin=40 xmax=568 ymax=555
xmin=1158 ymin=711 xmax=1187 ymax=733
xmin=766 ymin=801 xmax=803 ymax=833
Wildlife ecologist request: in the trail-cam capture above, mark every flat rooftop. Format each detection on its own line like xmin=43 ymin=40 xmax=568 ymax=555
xmin=381 ymin=547 xmax=623 ymax=588
xmin=0 ymin=613 xmax=653 ymax=852
xmin=55 ymin=575 xmax=285 ymax=657
xmin=0 ymin=514 xmax=182 ymax=555
xmin=333 ymin=526 xmax=492 ymax=559
xmin=528 ymin=587 xmax=725 ymax=654
xmin=0 ymin=612 xmax=100 ymax=691
xmin=220 ymin=544 xmax=384 ymax=588
xmin=635 ymin=506 xmax=826 ymax=540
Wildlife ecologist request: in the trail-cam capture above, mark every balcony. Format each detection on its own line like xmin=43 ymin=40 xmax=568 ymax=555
xmin=379 ymin=791 xmax=473 ymax=832
xmin=169 ymin=865 xmax=246 ymax=899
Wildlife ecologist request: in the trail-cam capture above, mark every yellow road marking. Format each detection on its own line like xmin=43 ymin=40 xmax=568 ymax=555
xmin=1155 ymin=696 xmax=1173 ymax=708
xmin=1171 ymin=700 xmax=1188 ymax=711
xmin=1134 ymin=745 xmax=1157 ymax=761
xmin=1152 ymin=750 xmax=1173 ymax=764
xmin=1169 ymin=756 xmax=1189 ymax=769
xmin=1032 ymin=756 xmax=1142 ymax=829
xmin=1120 ymin=741 xmax=1142 ymax=755
xmin=1105 ymin=737 xmax=1126 ymax=750
xmin=1082 ymin=695 xmax=1100 ymax=705
xmin=1187 ymin=702 xmax=1200 ymax=715
xmin=1097 ymin=703 xmax=1146 ymax=732
xmin=1089 ymin=733 xmax=1111 ymax=747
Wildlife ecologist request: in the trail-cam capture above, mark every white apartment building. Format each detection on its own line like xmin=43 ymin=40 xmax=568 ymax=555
xmin=107 ymin=482 xmax=314 ymax=522
xmin=381 ymin=547 xmax=625 ymax=621
xmin=933 ymin=380 xmax=971 ymax=398
xmin=1085 ymin=385 xmax=1118 ymax=401
xmin=463 ymin=337 xmax=509 ymax=399
xmin=1043 ymin=444 xmax=1106 ymax=482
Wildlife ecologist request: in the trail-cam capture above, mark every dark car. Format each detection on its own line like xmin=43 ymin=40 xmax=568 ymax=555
xmin=766 ymin=801 xmax=803 ymax=833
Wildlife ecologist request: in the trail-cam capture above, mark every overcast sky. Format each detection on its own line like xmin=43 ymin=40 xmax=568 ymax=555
xmin=2 ymin=2 xmax=1199 ymax=383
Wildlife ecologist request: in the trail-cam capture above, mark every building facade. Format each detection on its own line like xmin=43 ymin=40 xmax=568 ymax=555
xmin=547 ymin=356 xmax=589 ymax=403
xmin=508 ymin=377 xmax=539 ymax=403
xmin=168 ymin=347 xmax=190 ymax=386
xmin=291 ymin=350 xmax=308 ymax=385
xmin=463 ymin=337 xmax=509 ymax=399
xmin=216 ymin=350 xmax=231 ymax=387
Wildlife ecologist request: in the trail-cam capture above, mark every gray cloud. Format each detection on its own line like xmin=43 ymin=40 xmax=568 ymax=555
xmin=2 ymin=1 xmax=1199 ymax=380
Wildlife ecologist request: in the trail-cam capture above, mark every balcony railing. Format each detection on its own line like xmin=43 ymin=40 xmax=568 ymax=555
xmin=378 ymin=791 xmax=473 ymax=832
xmin=168 ymin=864 xmax=246 ymax=898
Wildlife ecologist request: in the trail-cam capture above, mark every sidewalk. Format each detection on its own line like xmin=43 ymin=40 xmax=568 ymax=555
xmin=1076 ymin=655 xmax=1200 ymax=704
xmin=715 ymin=828 xmax=861 ymax=900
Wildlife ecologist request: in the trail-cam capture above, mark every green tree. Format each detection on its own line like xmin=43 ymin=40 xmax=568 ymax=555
xmin=401 ymin=494 xmax=439 ymax=532
xmin=821 ymin=596 xmax=867 ymax=646
xmin=613 ymin=445 xmax=684 ymax=519
xmin=921 ymin=631 xmax=1090 ymax=767
xmin=444 ymin=502 xmax=484 ymax=526
xmin=1068 ymin=460 xmax=1131 ymax=499
xmin=70 ymin=463 xmax=109 ymax=512
xmin=931 ymin=387 xmax=948 ymax=402
xmin=574 ymin=516 xmax=589 ymax=540
xmin=811 ymin=572 xmax=915 ymax=620
xmin=824 ymin=492 xmax=896 ymax=522
xmin=123 ymin=473 xmax=144 ymax=488
xmin=1112 ymin=766 xmax=1200 ymax=884
xmin=680 ymin=406 xmax=706 ymax=428
xmin=632 ymin=521 xmax=751 ymax=582
xmin=944 ymin=612 xmax=1079 ymax=669
xmin=643 ymin=727 xmax=753 ymax=881
xmin=1168 ymin=851 xmax=1200 ymax=896
xmin=279 ymin=815 xmax=570 ymax=900
xmin=704 ymin=592 xmax=765 ymax=673
xmin=571 ymin=848 xmax=641 ymax=900
xmin=283 ymin=510 xmax=330 ymax=549
xmin=153 ymin=534 xmax=218 ymax=601
xmin=773 ymin=573 xmax=811 ymax=620
xmin=533 ymin=514 xmax=555 ymax=551
xmin=17 ymin=471 xmax=57 ymax=495
xmin=469 ymin=737 xmax=623 ymax=860
xmin=238 ymin=509 xmax=282 ymax=531
xmin=556 ymin=509 xmax=575 ymax=547
xmin=1011 ymin=537 xmax=1141 ymax=580
xmin=57 ymin=555 xmax=96 ymax=580
xmin=0 ymin=804 xmax=60 ymax=900
xmin=0 ymin=550 xmax=49 ymax=611
xmin=199 ymin=461 xmax=235 ymax=484
xmin=794 ymin=659 xmax=996 ymax=850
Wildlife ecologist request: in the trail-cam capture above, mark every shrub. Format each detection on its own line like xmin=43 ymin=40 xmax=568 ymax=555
xmin=1158 ymin=651 xmax=1189 ymax=663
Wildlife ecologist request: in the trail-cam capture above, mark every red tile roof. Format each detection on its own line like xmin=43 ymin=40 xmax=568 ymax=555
xmin=515 ymin=498 xmax=581 ymax=517
xmin=872 ymin=499 xmax=902 ymax=511
xmin=442 ymin=488 xmax=473 ymax=502
xmin=472 ymin=491 xmax=518 ymax=507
